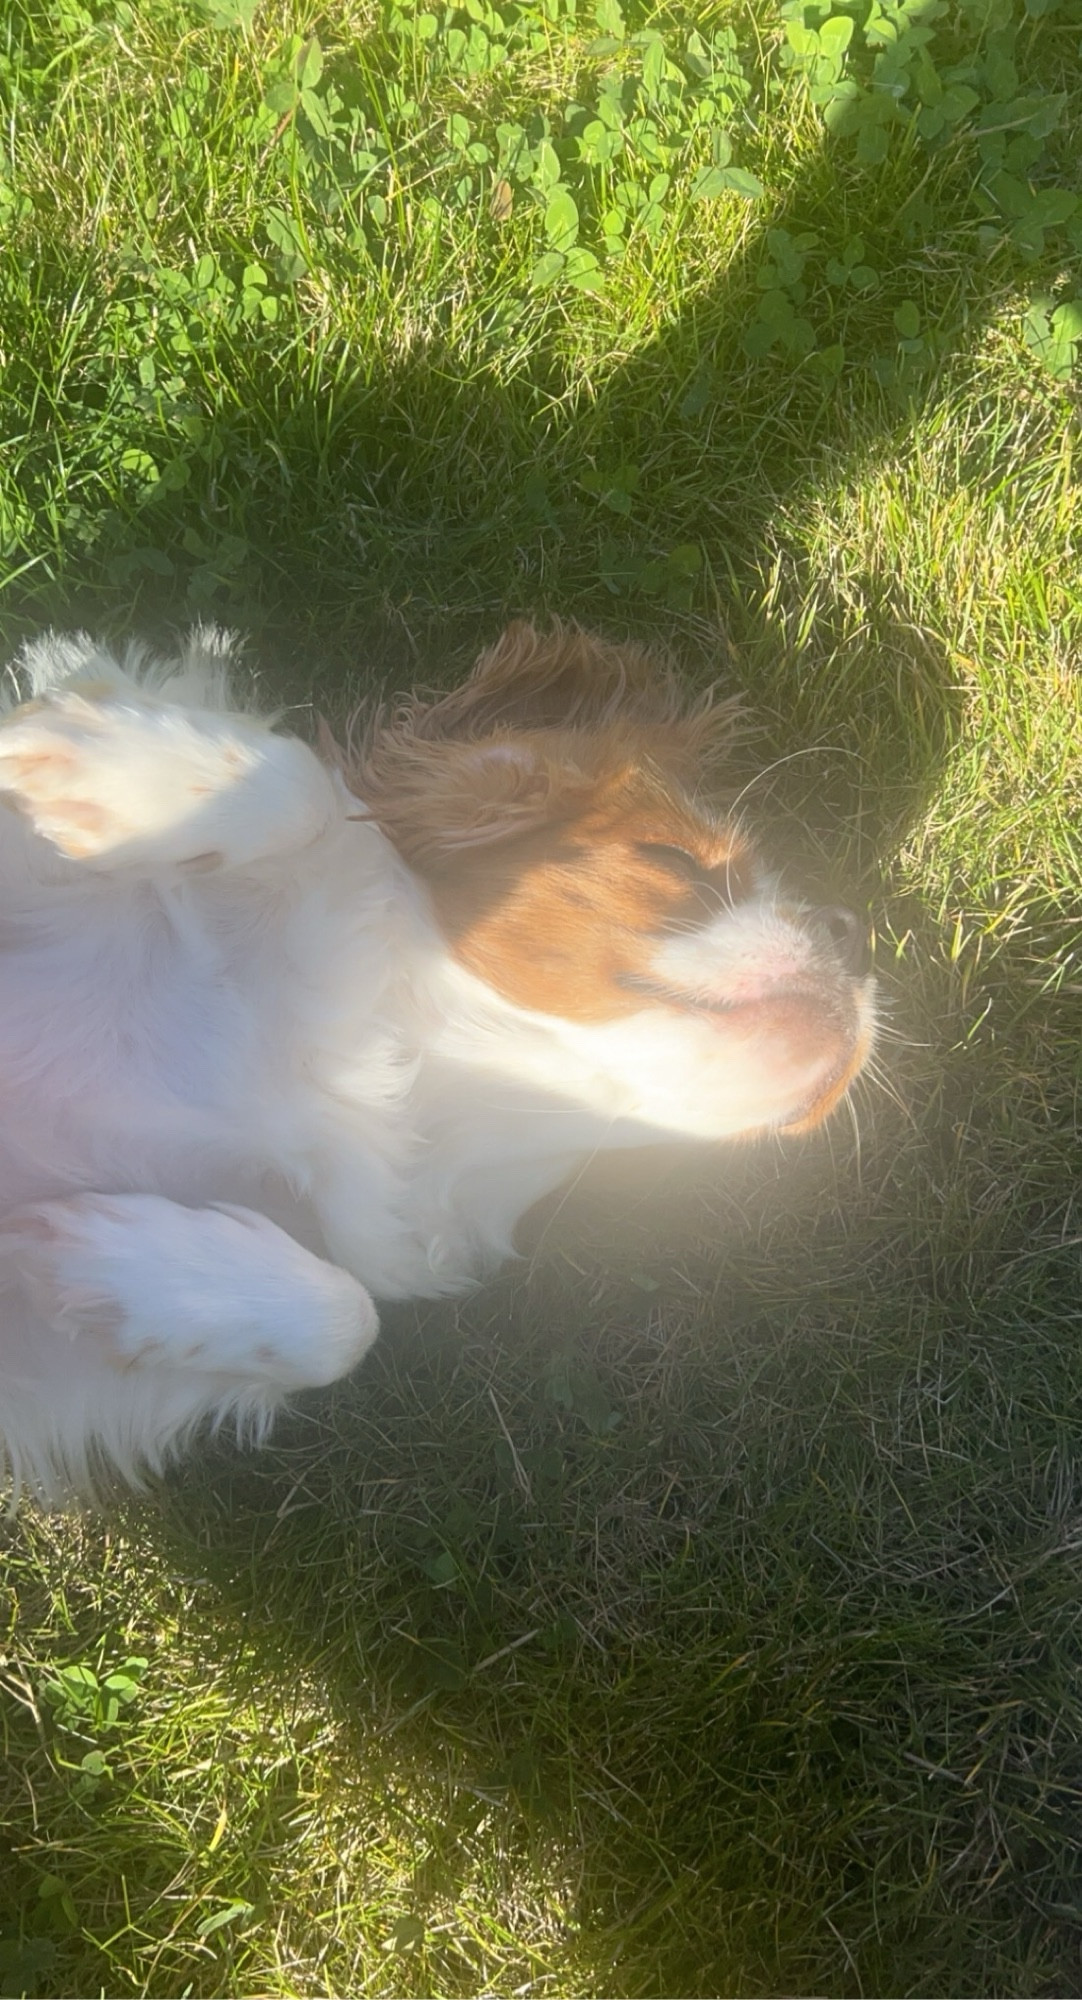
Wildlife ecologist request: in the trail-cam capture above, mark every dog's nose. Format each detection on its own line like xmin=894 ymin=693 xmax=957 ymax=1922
xmin=812 ymin=905 xmax=870 ymax=975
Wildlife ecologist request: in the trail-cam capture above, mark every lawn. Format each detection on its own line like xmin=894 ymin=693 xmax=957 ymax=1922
xmin=1 ymin=0 xmax=1081 ymax=1993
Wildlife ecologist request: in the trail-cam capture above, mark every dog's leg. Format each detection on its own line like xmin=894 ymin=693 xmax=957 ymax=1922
xmin=0 ymin=688 xmax=338 ymax=872
xmin=0 ymin=1194 xmax=378 ymax=1388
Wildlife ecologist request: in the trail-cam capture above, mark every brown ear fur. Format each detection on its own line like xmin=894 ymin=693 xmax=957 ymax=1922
xmin=336 ymin=621 xmax=741 ymax=868
xmin=342 ymin=734 xmax=600 ymax=870
xmin=371 ymin=619 xmax=739 ymax=748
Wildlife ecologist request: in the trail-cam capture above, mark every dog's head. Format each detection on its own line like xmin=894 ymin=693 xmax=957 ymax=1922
xmin=347 ymin=623 xmax=875 ymax=1140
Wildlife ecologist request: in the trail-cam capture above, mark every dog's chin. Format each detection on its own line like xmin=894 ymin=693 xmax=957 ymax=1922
xmin=665 ymin=981 xmax=876 ymax=1138
xmin=539 ymin=969 xmax=875 ymax=1145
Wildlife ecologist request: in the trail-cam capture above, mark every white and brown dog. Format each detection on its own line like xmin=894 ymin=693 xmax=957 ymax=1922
xmin=0 ymin=621 xmax=874 ymax=1497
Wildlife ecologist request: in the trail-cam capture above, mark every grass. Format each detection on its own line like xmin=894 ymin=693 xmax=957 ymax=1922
xmin=1 ymin=0 xmax=1081 ymax=1992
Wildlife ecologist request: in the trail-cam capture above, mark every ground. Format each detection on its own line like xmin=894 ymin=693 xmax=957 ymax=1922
xmin=0 ymin=0 xmax=1081 ymax=1993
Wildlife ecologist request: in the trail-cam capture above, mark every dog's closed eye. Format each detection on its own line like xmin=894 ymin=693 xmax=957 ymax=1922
xmin=636 ymin=841 xmax=751 ymax=907
xmin=636 ymin=841 xmax=706 ymax=875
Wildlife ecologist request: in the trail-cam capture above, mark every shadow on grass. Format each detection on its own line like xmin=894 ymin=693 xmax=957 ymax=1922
xmin=143 ymin=1085 xmax=1082 ymax=1998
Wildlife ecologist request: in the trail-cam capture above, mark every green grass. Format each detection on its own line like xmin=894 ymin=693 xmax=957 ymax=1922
xmin=2 ymin=0 xmax=1082 ymax=1992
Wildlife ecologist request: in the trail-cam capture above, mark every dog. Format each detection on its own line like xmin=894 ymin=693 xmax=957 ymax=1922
xmin=0 ymin=621 xmax=874 ymax=1498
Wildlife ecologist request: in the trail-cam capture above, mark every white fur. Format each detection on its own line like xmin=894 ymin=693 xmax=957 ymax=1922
xmin=0 ymin=630 xmax=870 ymax=1499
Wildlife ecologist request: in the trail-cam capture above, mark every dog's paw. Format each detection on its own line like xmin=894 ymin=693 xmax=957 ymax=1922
xmin=0 ymin=691 xmax=335 ymax=870
xmin=0 ymin=1194 xmax=378 ymax=1388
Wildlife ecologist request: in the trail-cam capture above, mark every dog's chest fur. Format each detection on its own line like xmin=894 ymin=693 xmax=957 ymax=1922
xmin=0 ymin=808 xmax=600 ymax=1302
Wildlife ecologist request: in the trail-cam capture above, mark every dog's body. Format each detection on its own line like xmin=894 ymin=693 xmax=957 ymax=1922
xmin=0 ymin=623 xmax=874 ymax=1497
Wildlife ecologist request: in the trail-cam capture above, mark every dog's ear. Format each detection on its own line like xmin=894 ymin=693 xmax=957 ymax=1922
xmin=337 ymin=623 xmax=743 ymax=866
xmin=402 ymin=620 xmax=684 ymax=738
xmin=354 ymin=731 xmax=597 ymax=870
xmin=381 ymin=620 xmax=739 ymax=744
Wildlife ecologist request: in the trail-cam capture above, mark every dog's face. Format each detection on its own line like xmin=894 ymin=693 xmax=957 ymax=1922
xmin=353 ymin=623 xmax=874 ymax=1140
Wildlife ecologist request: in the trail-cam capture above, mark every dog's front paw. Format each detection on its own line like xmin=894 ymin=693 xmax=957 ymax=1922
xmin=0 ymin=1194 xmax=378 ymax=1389
xmin=0 ymin=695 xmax=123 ymax=860
xmin=0 ymin=691 xmax=335 ymax=870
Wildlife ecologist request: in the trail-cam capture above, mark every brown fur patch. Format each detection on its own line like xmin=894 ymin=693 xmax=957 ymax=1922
xmin=335 ymin=620 xmax=749 ymax=1018
xmin=426 ymin=759 xmax=752 ymax=1019
xmin=364 ymin=619 xmax=741 ymax=754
